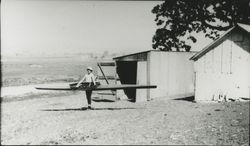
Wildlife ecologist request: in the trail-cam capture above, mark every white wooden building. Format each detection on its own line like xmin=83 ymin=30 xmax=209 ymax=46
xmin=113 ymin=50 xmax=196 ymax=102
xmin=190 ymin=23 xmax=250 ymax=101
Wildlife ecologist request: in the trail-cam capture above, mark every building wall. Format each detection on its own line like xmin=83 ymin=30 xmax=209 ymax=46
xmin=194 ymin=30 xmax=250 ymax=101
xmin=145 ymin=51 xmax=195 ymax=99
xmin=136 ymin=61 xmax=148 ymax=102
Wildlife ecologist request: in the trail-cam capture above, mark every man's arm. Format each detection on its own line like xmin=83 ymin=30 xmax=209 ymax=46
xmin=91 ymin=75 xmax=96 ymax=85
xmin=76 ymin=76 xmax=86 ymax=87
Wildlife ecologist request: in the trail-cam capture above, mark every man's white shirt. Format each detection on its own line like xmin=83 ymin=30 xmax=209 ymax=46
xmin=84 ymin=73 xmax=95 ymax=82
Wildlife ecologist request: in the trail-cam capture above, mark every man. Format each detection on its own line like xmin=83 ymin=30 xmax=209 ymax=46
xmin=76 ymin=66 xmax=96 ymax=109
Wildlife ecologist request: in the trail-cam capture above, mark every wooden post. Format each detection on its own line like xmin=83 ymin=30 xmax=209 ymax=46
xmin=146 ymin=53 xmax=151 ymax=101
xmin=97 ymin=63 xmax=109 ymax=84
xmin=115 ymin=73 xmax=119 ymax=100
xmin=97 ymin=62 xmax=116 ymax=97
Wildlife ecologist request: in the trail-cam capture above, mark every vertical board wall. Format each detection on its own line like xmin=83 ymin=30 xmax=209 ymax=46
xmin=147 ymin=52 xmax=195 ymax=99
xmin=194 ymin=30 xmax=250 ymax=101
xmin=136 ymin=61 xmax=148 ymax=102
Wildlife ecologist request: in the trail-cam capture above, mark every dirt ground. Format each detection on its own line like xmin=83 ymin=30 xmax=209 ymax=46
xmin=1 ymin=93 xmax=249 ymax=145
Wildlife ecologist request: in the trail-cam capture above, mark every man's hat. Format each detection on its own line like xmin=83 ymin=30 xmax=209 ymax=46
xmin=86 ymin=66 xmax=93 ymax=71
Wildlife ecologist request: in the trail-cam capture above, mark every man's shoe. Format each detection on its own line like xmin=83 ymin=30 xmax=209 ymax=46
xmin=80 ymin=107 xmax=87 ymax=110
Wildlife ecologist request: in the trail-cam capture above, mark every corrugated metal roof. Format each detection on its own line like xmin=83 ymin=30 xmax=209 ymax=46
xmin=190 ymin=23 xmax=250 ymax=61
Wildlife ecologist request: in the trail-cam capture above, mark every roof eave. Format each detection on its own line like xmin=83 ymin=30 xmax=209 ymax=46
xmin=190 ymin=26 xmax=237 ymax=61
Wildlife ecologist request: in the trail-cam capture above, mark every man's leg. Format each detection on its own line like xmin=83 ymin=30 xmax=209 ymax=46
xmin=86 ymin=90 xmax=92 ymax=109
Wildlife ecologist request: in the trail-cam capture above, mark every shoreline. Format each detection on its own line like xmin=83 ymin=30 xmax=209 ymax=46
xmin=1 ymin=83 xmax=79 ymax=102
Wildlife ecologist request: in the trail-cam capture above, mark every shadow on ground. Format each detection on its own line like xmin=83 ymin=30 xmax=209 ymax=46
xmin=173 ymin=96 xmax=196 ymax=102
xmin=41 ymin=107 xmax=139 ymax=111
xmin=92 ymin=99 xmax=115 ymax=102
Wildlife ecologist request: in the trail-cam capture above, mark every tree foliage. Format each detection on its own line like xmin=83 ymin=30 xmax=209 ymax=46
xmin=152 ymin=0 xmax=250 ymax=51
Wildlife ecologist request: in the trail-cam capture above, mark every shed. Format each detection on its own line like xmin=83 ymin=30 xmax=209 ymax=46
xmin=113 ymin=50 xmax=196 ymax=102
xmin=190 ymin=23 xmax=250 ymax=101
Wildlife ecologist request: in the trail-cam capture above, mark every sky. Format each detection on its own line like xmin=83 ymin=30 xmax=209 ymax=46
xmin=1 ymin=0 xmax=162 ymax=57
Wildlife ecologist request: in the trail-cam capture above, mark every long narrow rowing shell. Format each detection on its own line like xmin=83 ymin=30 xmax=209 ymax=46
xmin=35 ymin=83 xmax=157 ymax=91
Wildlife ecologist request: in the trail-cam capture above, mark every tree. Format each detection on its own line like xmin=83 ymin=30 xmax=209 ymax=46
xmin=152 ymin=0 xmax=250 ymax=51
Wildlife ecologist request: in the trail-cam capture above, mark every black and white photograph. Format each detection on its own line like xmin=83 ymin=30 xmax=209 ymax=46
xmin=1 ymin=0 xmax=249 ymax=145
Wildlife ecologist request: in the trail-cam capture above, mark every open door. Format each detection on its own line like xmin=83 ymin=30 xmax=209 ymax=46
xmin=116 ymin=61 xmax=137 ymax=101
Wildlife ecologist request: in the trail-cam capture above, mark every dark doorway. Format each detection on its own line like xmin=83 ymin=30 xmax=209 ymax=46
xmin=116 ymin=61 xmax=137 ymax=102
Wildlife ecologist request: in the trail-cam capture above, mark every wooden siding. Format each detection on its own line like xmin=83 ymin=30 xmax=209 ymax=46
xmin=194 ymin=29 xmax=250 ymax=101
xmin=136 ymin=61 xmax=148 ymax=102
xmin=148 ymin=51 xmax=195 ymax=99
